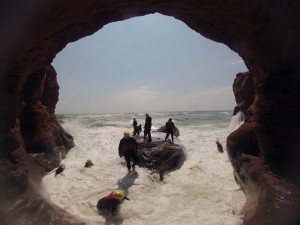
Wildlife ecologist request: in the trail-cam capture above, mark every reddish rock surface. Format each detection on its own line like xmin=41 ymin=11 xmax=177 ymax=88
xmin=1 ymin=1 xmax=300 ymax=225
xmin=232 ymin=72 xmax=255 ymax=116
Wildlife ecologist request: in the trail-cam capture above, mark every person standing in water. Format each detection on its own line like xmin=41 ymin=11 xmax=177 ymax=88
xmin=118 ymin=131 xmax=139 ymax=171
xmin=132 ymin=118 xmax=138 ymax=136
xmin=143 ymin=113 xmax=152 ymax=142
xmin=165 ymin=118 xmax=175 ymax=144
xmin=216 ymin=139 xmax=224 ymax=153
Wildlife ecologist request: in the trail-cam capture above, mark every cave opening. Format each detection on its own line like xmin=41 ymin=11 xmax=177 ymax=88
xmin=42 ymin=13 xmax=248 ymax=224
xmin=52 ymin=13 xmax=247 ymax=114
xmin=2 ymin=2 xmax=300 ymax=225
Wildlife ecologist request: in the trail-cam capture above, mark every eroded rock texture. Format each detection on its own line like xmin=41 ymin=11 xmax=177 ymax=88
xmin=232 ymin=72 xmax=255 ymax=116
xmin=136 ymin=137 xmax=186 ymax=181
xmin=1 ymin=1 xmax=300 ymax=225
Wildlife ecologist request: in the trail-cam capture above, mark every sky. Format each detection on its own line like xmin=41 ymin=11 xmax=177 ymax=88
xmin=53 ymin=13 xmax=247 ymax=114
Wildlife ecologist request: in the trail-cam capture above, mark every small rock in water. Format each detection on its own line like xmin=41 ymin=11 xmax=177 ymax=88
xmin=55 ymin=163 xmax=65 ymax=176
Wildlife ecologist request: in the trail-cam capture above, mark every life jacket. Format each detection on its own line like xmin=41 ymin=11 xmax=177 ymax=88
xmin=106 ymin=191 xmax=115 ymax=199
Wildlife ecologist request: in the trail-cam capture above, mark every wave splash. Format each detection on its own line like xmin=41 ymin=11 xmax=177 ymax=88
xmin=42 ymin=111 xmax=245 ymax=225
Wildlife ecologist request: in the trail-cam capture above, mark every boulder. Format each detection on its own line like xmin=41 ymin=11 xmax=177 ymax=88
xmin=135 ymin=136 xmax=186 ymax=181
xmin=232 ymin=72 xmax=255 ymax=117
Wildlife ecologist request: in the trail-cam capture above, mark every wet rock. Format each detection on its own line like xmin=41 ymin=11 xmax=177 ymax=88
xmin=135 ymin=137 xmax=186 ymax=181
xmin=232 ymin=72 xmax=255 ymax=117
xmin=1 ymin=189 xmax=88 ymax=225
xmin=231 ymin=154 xmax=300 ymax=225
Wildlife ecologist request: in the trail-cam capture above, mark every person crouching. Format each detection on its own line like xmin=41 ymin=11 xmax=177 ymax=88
xmin=118 ymin=131 xmax=139 ymax=171
xmin=97 ymin=190 xmax=129 ymax=218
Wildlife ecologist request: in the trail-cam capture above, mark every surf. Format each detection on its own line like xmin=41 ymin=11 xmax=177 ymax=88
xmin=43 ymin=111 xmax=245 ymax=224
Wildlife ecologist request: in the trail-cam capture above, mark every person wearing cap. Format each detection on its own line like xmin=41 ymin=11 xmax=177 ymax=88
xmin=165 ymin=118 xmax=175 ymax=144
xmin=84 ymin=159 xmax=93 ymax=168
xmin=118 ymin=131 xmax=139 ymax=171
xmin=97 ymin=189 xmax=130 ymax=217
xmin=143 ymin=113 xmax=152 ymax=142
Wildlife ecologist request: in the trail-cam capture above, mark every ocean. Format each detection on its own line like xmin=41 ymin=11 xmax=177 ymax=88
xmin=43 ymin=111 xmax=245 ymax=225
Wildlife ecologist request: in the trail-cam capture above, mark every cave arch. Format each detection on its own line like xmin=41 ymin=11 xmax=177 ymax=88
xmin=53 ymin=13 xmax=246 ymax=114
xmin=1 ymin=1 xmax=300 ymax=225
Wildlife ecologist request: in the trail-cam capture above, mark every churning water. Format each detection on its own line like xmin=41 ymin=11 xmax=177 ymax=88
xmin=43 ymin=111 xmax=245 ymax=225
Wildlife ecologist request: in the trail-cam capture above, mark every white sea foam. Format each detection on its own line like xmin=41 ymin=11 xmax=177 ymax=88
xmin=44 ymin=111 xmax=245 ymax=225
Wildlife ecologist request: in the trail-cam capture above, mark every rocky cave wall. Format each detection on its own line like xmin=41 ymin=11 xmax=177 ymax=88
xmin=1 ymin=1 xmax=300 ymax=225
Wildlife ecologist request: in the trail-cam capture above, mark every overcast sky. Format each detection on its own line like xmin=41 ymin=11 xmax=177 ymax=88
xmin=53 ymin=13 xmax=247 ymax=114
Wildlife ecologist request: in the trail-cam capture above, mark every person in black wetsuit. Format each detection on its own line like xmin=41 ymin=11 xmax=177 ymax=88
xmin=216 ymin=139 xmax=224 ymax=153
xmin=143 ymin=113 xmax=152 ymax=142
xmin=132 ymin=118 xmax=138 ymax=136
xmin=84 ymin=159 xmax=93 ymax=168
xmin=97 ymin=190 xmax=129 ymax=218
xmin=118 ymin=131 xmax=139 ymax=171
xmin=165 ymin=118 xmax=175 ymax=144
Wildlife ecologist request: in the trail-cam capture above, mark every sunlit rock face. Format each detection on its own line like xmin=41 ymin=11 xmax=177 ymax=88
xmin=21 ymin=65 xmax=74 ymax=156
xmin=1 ymin=1 xmax=300 ymax=225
